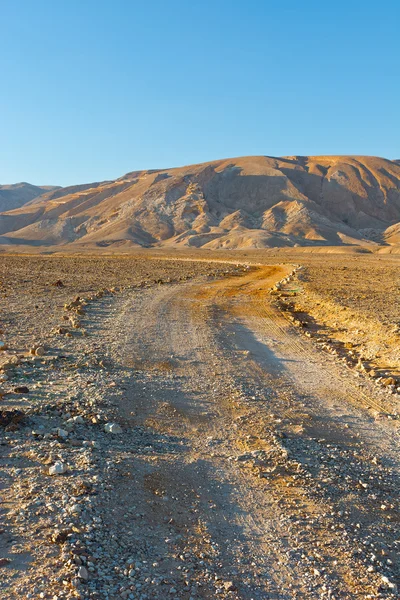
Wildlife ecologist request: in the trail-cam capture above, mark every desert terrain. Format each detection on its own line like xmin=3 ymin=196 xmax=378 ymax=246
xmin=0 ymin=249 xmax=399 ymax=599
xmin=1 ymin=155 xmax=400 ymax=250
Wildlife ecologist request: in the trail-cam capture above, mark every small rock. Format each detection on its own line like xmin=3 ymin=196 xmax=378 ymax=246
xmin=0 ymin=354 xmax=19 ymax=371
xmin=381 ymin=575 xmax=397 ymax=591
xmin=72 ymin=415 xmax=85 ymax=424
xmin=50 ymin=529 xmax=70 ymax=544
xmin=223 ymin=581 xmax=236 ymax=591
xmin=313 ymin=568 xmax=321 ymax=577
xmin=55 ymin=327 xmax=69 ymax=335
xmin=0 ymin=558 xmax=11 ymax=567
xmin=57 ymin=428 xmax=69 ymax=439
xmin=104 ymin=422 xmax=123 ymax=434
xmin=0 ymin=409 xmax=25 ymax=428
xmin=49 ymin=461 xmax=67 ymax=475
xmin=77 ymin=565 xmax=89 ymax=580
xmin=13 ymin=386 xmax=30 ymax=394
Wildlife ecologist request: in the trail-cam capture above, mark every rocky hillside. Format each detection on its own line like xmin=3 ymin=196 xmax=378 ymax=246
xmin=0 ymin=182 xmax=59 ymax=213
xmin=1 ymin=156 xmax=399 ymax=249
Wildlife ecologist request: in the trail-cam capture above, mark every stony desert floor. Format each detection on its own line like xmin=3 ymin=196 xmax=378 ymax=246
xmin=0 ymin=250 xmax=399 ymax=599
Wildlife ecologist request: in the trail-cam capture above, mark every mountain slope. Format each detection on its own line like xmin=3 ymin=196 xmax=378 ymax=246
xmin=1 ymin=156 xmax=400 ymax=248
xmin=0 ymin=182 xmax=59 ymax=213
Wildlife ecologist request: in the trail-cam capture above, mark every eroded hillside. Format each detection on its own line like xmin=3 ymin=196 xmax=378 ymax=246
xmin=1 ymin=155 xmax=399 ymax=249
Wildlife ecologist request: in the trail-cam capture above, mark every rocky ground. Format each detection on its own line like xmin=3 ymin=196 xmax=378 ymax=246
xmin=276 ymin=254 xmax=400 ymax=380
xmin=0 ymin=252 xmax=399 ymax=599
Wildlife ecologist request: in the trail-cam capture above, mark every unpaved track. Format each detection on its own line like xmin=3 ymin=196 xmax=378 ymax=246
xmin=95 ymin=265 xmax=399 ymax=598
xmin=2 ymin=263 xmax=398 ymax=599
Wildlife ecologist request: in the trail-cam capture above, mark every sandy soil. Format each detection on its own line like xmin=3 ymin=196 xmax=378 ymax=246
xmin=275 ymin=254 xmax=400 ymax=379
xmin=0 ymin=251 xmax=399 ymax=599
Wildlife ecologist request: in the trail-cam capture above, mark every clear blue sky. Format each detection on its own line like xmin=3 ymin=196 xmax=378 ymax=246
xmin=1 ymin=0 xmax=399 ymax=186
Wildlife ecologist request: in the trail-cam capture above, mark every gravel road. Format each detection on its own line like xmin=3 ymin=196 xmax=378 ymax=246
xmin=1 ymin=262 xmax=399 ymax=599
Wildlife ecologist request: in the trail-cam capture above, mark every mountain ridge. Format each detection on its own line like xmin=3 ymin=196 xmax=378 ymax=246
xmin=0 ymin=182 xmax=60 ymax=213
xmin=1 ymin=155 xmax=399 ymax=249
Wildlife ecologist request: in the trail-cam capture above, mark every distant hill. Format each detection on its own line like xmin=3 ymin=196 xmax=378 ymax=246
xmin=0 ymin=182 xmax=60 ymax=213
xmin=1 ymin=156 xmax=399 ymax=249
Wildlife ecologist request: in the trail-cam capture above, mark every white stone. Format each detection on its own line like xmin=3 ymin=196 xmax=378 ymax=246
xmin=104 ymin=422 xmax=123 ymax=434
xmin=49 ymin=461 xmax=67 ymax=475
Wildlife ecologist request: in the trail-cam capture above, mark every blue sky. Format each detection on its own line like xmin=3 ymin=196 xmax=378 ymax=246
xmin=1 ymin=0 xmax=399 ymax=186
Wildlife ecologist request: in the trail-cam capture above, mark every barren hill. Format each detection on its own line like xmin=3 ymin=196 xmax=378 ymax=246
xmin=0 ymin=182 xmax=59 ymax=213
xmin=1 ymin=155 xmax=400 ymax=248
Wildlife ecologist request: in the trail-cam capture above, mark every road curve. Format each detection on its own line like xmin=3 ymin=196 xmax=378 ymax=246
xmin=94 ymin=265 xmax=399 ymax=599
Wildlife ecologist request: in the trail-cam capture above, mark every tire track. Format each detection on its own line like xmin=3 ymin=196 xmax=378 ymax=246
xmin=90 ymin=265 xmax=399 ymax=598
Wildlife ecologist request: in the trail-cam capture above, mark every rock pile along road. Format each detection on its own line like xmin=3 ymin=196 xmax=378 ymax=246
xmin=1 ymin=260 xmax=399 ymax=599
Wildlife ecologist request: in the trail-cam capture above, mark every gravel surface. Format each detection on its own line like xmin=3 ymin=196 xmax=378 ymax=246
xmin=0 ymin=254 xmax=399 ymax=599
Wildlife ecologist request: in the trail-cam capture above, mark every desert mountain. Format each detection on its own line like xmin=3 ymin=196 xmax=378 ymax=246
xmin=1 ymin=156 xmax=400 ymax=249
xmin=0 ymin=182 xmax=59 ymax=213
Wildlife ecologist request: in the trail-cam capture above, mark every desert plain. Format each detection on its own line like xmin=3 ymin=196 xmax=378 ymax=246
xmin=0 ymin=247 xmax=399 ymax=599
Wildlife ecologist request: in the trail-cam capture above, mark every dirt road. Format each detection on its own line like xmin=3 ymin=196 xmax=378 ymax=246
xmin=1 ymin=263 xmax=399 ymax=599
